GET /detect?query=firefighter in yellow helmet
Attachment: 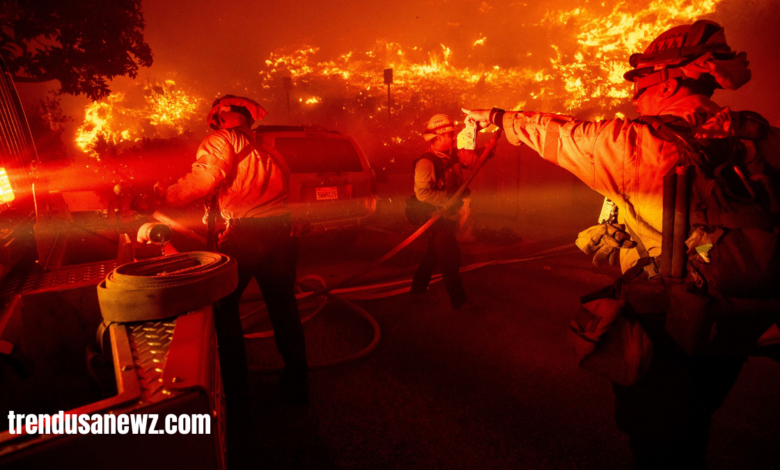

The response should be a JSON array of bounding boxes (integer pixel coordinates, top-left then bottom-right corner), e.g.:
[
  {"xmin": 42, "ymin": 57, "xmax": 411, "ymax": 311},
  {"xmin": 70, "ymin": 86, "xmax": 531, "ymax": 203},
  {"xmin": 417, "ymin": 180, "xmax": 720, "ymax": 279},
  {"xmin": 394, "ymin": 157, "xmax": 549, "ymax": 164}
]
[
  {"xmin": 464, "ymin": 20, "xmax": 778, "ymax": 468},
  {"xmin": 409, "ymin": 114, "xmax": 478, "ymax": 309},
  {"xmin": 155, "ymin": 95, "xmax": 309, "ymax": 406}
]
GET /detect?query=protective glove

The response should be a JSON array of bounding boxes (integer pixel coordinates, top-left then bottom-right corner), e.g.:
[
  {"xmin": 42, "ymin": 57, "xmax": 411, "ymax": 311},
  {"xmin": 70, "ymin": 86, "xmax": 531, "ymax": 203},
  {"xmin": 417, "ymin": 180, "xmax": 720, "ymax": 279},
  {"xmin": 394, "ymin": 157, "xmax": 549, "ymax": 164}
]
[
  {"xmin": 461, "ymin": 108, "xmax": 492, "ymax": 130},
  {"xmin": 457, "ymin": 118, "xmax": 477, "ymax": 150},
  {"xmin": 575, "ymin": 223, "xmax": 638, "ymax": 267}
]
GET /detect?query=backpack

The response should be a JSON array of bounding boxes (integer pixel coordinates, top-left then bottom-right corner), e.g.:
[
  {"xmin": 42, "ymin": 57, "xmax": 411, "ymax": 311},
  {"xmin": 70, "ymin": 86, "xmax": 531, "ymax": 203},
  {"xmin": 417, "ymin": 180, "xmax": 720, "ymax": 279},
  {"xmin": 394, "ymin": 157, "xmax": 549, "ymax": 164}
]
[{"xmin": 640, "ymin": 111, "xmax": 780, "ymax": 355}]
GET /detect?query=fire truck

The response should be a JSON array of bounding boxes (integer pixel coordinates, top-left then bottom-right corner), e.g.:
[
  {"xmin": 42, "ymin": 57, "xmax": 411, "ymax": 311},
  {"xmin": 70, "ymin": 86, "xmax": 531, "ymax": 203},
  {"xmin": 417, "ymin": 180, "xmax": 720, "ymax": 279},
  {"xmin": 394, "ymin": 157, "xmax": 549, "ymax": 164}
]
[{"xmin": 0, "ymin": 58, "xmax": 226, "ymax": 468}]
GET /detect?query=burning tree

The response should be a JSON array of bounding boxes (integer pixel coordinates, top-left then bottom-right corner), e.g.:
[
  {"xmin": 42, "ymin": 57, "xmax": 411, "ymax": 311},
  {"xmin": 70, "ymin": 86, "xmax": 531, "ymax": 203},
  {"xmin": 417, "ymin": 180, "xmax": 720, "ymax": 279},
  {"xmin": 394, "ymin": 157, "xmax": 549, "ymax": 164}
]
[
  {"xmin": 0, "ymin": 0, "xmax": 152, "ymax": 100},
  {"xmin": 76, "ymin": 80, "xmax": 204, "ymax": 158}
]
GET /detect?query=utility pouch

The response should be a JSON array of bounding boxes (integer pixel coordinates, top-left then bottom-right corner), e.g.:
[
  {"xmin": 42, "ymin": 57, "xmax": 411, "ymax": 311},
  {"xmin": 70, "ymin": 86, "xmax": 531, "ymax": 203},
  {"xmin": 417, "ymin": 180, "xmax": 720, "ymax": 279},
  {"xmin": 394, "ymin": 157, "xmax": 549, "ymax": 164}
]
[
  {"xmin": 405, "ymin": 195, "xmax": 437, "ymax": 227},
  {"xmin": 569, "ymin": 283, "xmax": 654, "ymax": 386},
  {"xmin": 666, "ymin": 284, "xmax": 780, "ymax": 356},
  {"xmin": 664, "ymin": 283, "xmax": 716, "ymax": 355}
]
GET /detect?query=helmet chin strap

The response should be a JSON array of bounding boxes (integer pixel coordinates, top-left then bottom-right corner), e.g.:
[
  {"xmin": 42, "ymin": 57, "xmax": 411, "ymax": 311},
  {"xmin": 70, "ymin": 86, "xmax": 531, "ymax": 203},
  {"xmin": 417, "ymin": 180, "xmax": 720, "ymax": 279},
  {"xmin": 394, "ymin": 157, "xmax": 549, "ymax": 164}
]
[{"xmin": 633, "ymin": 68, "xmax": 686, "ymax": 100}]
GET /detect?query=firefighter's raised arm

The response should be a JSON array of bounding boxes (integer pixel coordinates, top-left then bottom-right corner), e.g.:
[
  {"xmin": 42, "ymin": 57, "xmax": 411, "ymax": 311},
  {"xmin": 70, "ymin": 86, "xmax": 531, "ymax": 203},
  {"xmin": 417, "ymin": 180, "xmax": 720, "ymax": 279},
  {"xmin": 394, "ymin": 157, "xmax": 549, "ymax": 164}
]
[{"xmin": 462, "ymin": 107, "xmax": 627, "ymax": 193}]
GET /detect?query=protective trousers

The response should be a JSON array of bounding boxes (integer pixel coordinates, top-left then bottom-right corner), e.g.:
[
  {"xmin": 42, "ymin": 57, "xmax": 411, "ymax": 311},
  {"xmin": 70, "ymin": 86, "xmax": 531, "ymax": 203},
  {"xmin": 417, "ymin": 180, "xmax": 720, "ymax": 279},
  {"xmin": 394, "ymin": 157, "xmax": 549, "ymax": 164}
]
[
  {"xmin": 214, "ymin": 214, "xmax": 308, "ymax": 397},
  {"xmin": 411, "ymin": 219, "xmax": 467, "ymax": 308},
  {"xmin": 611, "ymin": 282, "xmax": 744, "ymax": 470}
]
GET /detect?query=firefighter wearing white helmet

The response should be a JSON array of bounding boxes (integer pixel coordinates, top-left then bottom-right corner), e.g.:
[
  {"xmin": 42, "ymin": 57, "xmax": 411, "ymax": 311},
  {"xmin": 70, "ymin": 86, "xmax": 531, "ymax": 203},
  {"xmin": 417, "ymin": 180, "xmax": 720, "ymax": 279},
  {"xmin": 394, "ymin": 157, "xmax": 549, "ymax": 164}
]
[
  {"xmin": 155, "ymin": 95, "xmax": 309, "ymax": 406},
  {"xmin": 463, "ymin": 20, "xmax": 779, "ymax": 467},
  {"xmin": 409, "ymin": 114, "xmax": 478, "ymax": 309}
]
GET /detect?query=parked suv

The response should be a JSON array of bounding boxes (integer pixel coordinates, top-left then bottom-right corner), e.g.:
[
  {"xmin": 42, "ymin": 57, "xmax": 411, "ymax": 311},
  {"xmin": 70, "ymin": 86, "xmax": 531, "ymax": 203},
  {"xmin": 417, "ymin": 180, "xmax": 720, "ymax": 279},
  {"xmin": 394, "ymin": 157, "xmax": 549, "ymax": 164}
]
[{"xmin": 255, "ymin": 126, "xmax": 376, "ymax": 234}]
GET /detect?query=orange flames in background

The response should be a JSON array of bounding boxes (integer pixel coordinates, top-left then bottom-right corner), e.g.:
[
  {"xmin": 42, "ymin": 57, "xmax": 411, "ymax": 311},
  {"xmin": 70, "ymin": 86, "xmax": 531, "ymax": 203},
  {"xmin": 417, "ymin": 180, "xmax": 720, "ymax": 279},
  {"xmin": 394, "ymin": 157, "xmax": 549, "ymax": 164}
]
[
  {"xmin": 260, "ymin": 0, "xmax": 721, "ymax": 120},
  {"xmin": 76, "ymin": 80, "xmax": 203, "ymax": 158},
  {"xmin": 74, "ymin": 0, "xmax": 723, "ymax": 156},
  {"xmin": 547, "ymin": 0, "xmax": 720, "ymax": 113}
]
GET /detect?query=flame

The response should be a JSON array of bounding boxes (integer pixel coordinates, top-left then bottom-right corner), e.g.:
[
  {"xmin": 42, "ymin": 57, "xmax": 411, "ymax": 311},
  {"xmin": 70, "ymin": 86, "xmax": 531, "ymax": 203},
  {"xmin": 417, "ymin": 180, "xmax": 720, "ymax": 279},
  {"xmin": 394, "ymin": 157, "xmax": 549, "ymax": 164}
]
[
  {"xmin": 76, "ymin": 93, "xmax": 139, "ymax": 157},
  {"xmin": 258, "ymin": 0, "xmax": 725, "ymax": 126},
  {"xmin": 76, "ymin": 80, "xmax": 204, "ymax": 157},
  {"xmin": 545, "ymin": 0, "xmax": 722, "ymax": 110},
  {"xmin": 259, "ymin": 40, "xmax": 545, "ymax": 116},
  {"xmin": 72, "ymin": 0, "xmax": 729, "ymax": 161},
  {"xmin": 145, "ymin": 80, "xmax": 201, "ymax": 130}
]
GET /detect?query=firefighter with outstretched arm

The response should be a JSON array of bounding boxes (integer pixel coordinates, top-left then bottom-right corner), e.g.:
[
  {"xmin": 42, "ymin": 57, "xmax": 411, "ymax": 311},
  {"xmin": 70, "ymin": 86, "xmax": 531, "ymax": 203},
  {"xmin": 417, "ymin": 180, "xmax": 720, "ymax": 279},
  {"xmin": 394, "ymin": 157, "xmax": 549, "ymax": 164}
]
[{"xmin": 463, "ymin": 20, "xmax": 779, "ymax": 468}]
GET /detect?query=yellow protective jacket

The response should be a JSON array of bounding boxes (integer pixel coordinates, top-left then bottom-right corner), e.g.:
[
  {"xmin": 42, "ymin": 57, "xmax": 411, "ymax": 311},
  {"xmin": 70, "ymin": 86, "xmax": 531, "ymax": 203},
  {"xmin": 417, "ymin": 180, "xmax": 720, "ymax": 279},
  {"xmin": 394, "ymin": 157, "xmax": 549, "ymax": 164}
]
[
  {"xmin": 500, "ymin": 94, "xmax": 776, "ymax": 273},
  {"xmin": 166, "ymin": 126, "xmax": 290, "ymax": 220}
]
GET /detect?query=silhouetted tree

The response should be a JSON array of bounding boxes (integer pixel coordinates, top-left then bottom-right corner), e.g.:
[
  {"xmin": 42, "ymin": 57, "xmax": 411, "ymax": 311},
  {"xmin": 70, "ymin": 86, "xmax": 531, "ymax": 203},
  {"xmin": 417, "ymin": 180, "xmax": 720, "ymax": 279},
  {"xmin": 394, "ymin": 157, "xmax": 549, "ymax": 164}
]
[
  {"xmin": 0, "ymin": 0, "xmax": 153, "ymax": 100},
  {"xmin": 27, "ymin": 94, "xmax": 72, "ymax": 163}
]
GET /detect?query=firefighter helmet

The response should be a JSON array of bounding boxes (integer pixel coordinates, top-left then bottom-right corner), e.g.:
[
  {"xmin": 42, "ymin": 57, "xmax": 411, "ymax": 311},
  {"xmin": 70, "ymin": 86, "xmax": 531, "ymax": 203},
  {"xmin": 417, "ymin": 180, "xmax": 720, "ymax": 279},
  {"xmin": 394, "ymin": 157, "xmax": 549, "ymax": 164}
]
[
  {"xmin": 423, "ymin": 114, "xmax": 456, "ymax": 141},
  {"xmin": 623, "ymin": 20, "xmax": 751, "ymax": 99},
  {"xmin": 207, "ymin": 95, "xmax": 268, "ymax": 130}
]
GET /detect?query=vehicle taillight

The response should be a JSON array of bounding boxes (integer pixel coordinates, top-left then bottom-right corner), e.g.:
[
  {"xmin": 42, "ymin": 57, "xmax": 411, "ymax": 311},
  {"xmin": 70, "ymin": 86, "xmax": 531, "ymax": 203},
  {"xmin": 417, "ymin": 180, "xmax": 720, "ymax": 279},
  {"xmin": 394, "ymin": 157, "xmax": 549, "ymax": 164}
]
[{"xmin": 0, "ymin": 167, "xmax": 15, "ymax": 203}]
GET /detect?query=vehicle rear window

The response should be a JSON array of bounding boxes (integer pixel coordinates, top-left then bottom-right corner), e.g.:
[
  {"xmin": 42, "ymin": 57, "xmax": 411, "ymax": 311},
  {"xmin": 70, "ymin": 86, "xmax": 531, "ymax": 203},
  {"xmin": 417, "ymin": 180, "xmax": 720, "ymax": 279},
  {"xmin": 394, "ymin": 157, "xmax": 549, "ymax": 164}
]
[{"xmin": 273, "ymin": 137, "xmax": 364, "ymax": 173}]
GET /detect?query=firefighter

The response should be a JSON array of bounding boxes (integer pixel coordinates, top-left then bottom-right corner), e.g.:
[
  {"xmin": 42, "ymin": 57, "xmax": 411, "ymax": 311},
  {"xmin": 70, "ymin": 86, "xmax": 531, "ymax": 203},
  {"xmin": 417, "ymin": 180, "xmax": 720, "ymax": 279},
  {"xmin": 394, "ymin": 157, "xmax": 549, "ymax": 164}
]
[
  {"xmin": 464, "ymin": 20, "xmax": 773, "ymax": 468},
  {"xmin": 410, "ymin": 114, "xmax": 477, "ymax": 309},
  {"xmin": 155, "ymin": 95, "xmax": 309, "ymax": 406}
]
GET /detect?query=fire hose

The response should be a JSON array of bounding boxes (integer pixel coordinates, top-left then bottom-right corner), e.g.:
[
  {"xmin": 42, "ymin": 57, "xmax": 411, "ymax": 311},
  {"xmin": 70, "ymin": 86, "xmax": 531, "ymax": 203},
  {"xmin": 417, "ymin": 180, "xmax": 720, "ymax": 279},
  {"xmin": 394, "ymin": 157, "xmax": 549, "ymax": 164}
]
[
  {"xmin": 241, "ymin": 129, "xmax": 503, "ymax": 340},
  {"xmin": 304, "ymin": 130, "xmax": 505, "ymax": 301},
  {"xmin": 235, "ymin": 130, "xmax": 504, "ymax": 372},
  {"xmin": 97, "ymin": 252, "xmax": 238, "ymax": 323},
  {"xmin": 242, "ymin": 242, "xmax": 578, "ymax": 373},
  {"xmin": 105, "ymin": 129, "xmax": 578, "ymax": 372}
]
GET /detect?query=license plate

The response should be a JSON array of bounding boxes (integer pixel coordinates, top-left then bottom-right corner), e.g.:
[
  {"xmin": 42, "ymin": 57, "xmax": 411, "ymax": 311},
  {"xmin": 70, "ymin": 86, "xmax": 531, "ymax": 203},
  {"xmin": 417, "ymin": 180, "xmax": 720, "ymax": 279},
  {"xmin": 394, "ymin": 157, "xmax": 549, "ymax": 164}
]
[{"xmin": 315, "ymin": 186, "xmax": 338, "ymax": 200}]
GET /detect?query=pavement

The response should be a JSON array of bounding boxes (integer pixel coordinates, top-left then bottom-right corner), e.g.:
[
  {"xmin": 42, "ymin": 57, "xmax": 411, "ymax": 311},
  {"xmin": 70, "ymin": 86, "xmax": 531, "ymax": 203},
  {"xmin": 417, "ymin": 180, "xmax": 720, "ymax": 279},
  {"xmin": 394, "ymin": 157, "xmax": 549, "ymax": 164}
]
[{"xmin": 231, "ymin": 198, "xmax": 780, "ymax": 470}]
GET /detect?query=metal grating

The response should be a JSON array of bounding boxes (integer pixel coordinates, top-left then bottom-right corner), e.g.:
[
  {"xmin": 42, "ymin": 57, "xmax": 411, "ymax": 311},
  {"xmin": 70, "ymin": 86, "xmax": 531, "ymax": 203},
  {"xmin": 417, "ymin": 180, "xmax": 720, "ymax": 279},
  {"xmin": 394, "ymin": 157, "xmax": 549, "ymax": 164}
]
[
  {"xmin": 0, "ymin": 260, "xmax": 118, "ymax": 297},
  {"xmin": 128, "ymin": 320, "xmax": 178, "ymax": 402},
  {"xmin": 33, "ymin": 261, "xmax": 117, "ymax": 290}
]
